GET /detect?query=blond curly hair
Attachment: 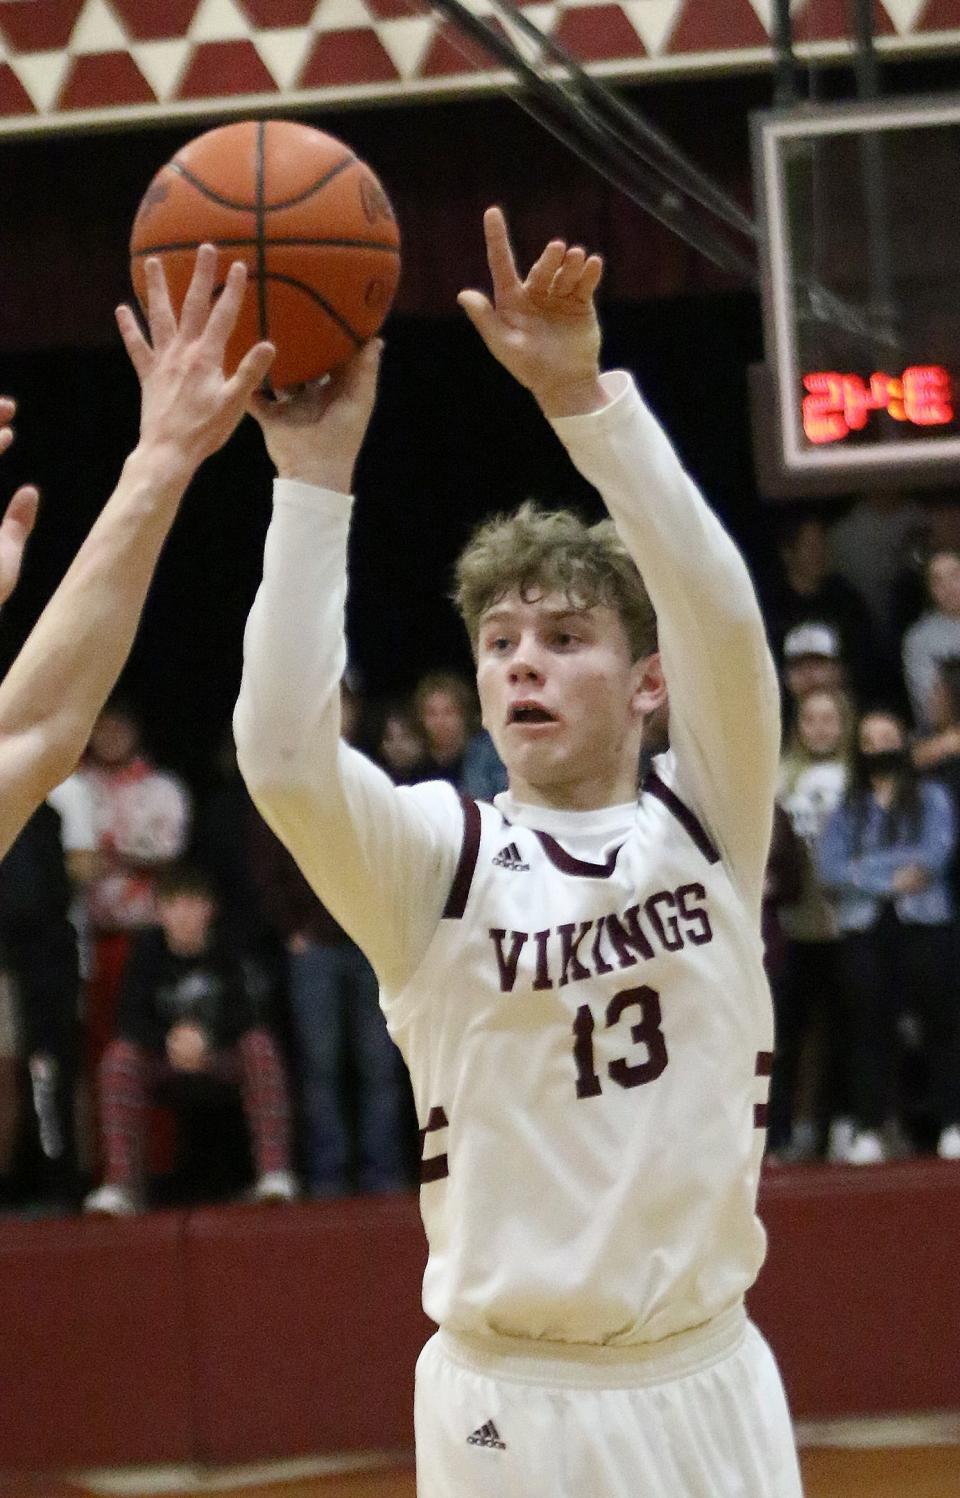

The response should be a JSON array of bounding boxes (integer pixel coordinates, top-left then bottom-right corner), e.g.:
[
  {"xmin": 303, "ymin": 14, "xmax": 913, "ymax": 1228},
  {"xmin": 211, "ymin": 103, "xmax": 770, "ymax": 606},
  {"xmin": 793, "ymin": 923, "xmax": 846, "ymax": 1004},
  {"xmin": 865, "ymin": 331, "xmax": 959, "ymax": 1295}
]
[{"xmin": 453, "ymin": 502, "xmax": 657, "ymax": 661}]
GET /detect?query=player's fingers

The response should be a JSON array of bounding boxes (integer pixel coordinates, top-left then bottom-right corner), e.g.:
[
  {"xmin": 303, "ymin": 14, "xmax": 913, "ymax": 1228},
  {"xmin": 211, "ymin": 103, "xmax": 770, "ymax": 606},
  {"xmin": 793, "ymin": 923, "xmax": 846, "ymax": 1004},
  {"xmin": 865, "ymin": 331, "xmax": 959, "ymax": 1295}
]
[
  {"xmin": 549, "ymin": 246, "xmax": 587, "ymax": 298},
  {"xmin": 204, "ymin": 259, "xmax": 248, "ymax": 355},
  {"xmin": 226, "ymin": 341, "xmax": 276, "ymax": 408},
  {"xmin": 483, "ymin": 206, "xmax": 522, "ymax": 304},
  {"xmin": 0, "ymin": 427, "xmax": 13, "ymax": 457},
  {"xmin": 457, "ymin": 289, "xmax": 499, "ymax": 343},
  {"xmin": 144, "ymin": 256, "xmax": 178, "ymax": 350},
  {"xmin": 334, "ymin": 337, "xmax": 383, "ymax": 399},
  {"xmin": 116, "ymin": 304, "xmax": 154, "ymax": 381},
  {"xmin": 1, "ymin": 485, "xmax": 39, "ymax": 542},
  {"xmin": 246, "ymin": 388, "xmax": 273, "ymax": 422},
  {"xmin": 526, "ymin": 241, "xmax": 566, "ymax": 299},
  {"xmin": 0, "ymin": 397, "xmax": 15, "ymax": 424},
  {"xmin": 574, "ymin": 254, "xmax": 604, "ymax": 302},
  {"xmin": 179, "ymin": 243, "xmax": 219, "ymax": 342}
]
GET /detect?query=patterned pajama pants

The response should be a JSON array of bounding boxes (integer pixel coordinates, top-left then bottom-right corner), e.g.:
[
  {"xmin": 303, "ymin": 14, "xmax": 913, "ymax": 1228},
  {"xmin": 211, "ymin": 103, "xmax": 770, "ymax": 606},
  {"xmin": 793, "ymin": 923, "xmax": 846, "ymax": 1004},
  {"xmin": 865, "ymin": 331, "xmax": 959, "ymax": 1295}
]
[{"xmin": 98, "ymin": 1028, "xmax": 291, "ymax": 1186}]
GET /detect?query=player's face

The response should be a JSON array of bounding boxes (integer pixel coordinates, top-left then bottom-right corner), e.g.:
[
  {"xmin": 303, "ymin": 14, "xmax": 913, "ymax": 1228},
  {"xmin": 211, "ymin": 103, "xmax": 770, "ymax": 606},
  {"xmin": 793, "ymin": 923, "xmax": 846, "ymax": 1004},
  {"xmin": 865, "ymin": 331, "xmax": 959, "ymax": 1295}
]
[{"xmin": 475, "ymin": 589, "xmax": 661, "ymax": 809}]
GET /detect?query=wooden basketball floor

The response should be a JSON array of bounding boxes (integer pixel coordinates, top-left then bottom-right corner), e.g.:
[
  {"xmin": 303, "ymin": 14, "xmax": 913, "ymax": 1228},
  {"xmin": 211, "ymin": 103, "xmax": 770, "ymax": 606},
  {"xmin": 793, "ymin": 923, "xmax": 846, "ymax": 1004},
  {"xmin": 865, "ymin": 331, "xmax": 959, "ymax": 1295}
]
[
  {"xmin": 188, "ymin": 1449, "xmax": 959, "ymax": 1497},
  {"xmin": 3, "ymin": 1445, "xmax": 957, "ymax": 1498},
  {"xmin": 228, "ymin": 1449, "xmax": 958, "ymax": 1498}
]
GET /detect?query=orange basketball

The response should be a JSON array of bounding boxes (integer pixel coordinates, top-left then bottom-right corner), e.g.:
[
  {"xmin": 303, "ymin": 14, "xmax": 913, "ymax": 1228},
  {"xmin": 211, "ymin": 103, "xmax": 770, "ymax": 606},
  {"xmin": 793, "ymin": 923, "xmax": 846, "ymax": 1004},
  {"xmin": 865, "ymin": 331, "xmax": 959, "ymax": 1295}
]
[{"xmin": 130, "ymin": 119, "xmax": 401, "ymax": 389}]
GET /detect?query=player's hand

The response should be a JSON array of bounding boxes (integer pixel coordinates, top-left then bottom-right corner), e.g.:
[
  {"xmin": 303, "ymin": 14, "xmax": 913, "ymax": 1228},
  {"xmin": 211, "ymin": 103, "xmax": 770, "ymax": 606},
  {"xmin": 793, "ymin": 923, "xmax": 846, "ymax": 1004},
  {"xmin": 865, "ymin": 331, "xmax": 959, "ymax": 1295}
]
[
  {"xmin": 247, "ymin": 338, "xmax": 383, "ymax": 495},
  {"xmin": 458, "ymin": 207, "xmax": 607, "ymax": 418},
  {"xmin": 0, "ymin": 398, "xmax": 39, "ymax": 609},
  {"xmin": 165, "ymin": 1021, "xmax": 211, "ymax": 1074},
  {"xmin": 116, "ymin": 245, "xmax": 275, "ymax": 475}
]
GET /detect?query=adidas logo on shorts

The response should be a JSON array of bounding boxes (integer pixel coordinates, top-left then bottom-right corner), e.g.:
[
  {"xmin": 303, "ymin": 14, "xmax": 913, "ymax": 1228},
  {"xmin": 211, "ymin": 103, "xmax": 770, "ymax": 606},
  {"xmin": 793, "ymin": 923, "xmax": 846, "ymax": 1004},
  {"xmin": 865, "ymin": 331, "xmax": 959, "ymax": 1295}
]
[
  {"xmin": 467, "ymin": 1419, "xmax": 507, "ymax": 1450},
  {"xmin": 492, "ymin": 842, "xmax": 529, "ymax": 871}
]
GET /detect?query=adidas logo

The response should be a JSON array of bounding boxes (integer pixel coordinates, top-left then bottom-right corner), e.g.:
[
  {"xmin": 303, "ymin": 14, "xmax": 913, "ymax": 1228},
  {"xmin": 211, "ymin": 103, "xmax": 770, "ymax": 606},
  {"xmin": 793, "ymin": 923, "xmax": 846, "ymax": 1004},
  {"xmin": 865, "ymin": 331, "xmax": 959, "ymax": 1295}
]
[
  {"xmin": 467, "ymin": 1419, "xmax": 507, "ymax": 1450},
  {"xmin": 493, "ymin": 842, "xmax": 529, "ymax": 871}
]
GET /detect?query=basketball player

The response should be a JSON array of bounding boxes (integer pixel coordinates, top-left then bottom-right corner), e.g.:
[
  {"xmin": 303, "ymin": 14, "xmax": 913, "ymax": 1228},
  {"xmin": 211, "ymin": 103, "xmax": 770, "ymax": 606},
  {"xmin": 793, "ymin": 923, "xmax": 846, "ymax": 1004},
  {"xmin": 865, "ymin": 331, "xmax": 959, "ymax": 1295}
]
[
  {"xmin": 234, "ymin": 207, "xmax": 803, "ymax": 1496},
  {"xmin": 0, "ymin": 247, "xmax": 273, "ymax": 858}
]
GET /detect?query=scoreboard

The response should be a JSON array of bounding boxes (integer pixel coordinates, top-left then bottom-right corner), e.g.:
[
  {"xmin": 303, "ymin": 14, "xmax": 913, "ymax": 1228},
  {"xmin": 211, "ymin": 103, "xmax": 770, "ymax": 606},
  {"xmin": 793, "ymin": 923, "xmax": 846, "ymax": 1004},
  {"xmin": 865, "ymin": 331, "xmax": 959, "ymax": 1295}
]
[{"xmin": 750, "ymin": 95, "xmax": 960, "ymax": 497}]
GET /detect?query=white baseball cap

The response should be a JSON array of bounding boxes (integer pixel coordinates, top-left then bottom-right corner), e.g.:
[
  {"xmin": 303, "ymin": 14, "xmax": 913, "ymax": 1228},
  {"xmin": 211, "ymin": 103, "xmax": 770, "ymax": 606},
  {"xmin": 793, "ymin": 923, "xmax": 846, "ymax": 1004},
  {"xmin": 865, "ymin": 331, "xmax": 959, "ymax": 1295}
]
[{"xmin": 783, "ymin": 622, "xmax": 841, "ymax": 661}]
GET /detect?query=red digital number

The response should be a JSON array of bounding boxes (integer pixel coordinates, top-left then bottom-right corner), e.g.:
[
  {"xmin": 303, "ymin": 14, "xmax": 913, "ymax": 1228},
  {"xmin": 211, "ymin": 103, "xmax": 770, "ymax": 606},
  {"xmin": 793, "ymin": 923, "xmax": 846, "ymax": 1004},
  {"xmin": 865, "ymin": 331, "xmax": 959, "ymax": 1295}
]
[{"xmin": 802, "ymin": 365, "xmax": 954, "ymax": 443}]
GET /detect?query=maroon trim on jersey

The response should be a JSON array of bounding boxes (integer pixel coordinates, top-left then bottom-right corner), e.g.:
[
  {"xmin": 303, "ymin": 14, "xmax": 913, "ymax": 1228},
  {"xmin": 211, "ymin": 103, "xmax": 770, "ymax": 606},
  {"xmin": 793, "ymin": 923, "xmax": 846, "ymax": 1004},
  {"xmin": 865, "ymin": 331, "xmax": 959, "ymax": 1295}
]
[
  {"xmin": 533, "ymin": 830, "xmax": 624, "ymax": 879},
  {"xmin": 419, "ymin": 1105, "xmax": 448, "ymax": 1141},
  {"xmin": 419, "ymin": 1105, "xmax": 449, "ymax": 1185},
  {"xmin": 755, "ymin": 1050, "xmax": 774, "ymax": 1078},
  {"xmin": 644, "ymin": 772, "xmax": 720, "ymax": 866},
  {"xmin": 754, "ymin": 1102, "xmax": 769, "ymax": 1129},
  {"xmin": 443, "ymin": 798, "xmax": 483, "ymax": 919}
]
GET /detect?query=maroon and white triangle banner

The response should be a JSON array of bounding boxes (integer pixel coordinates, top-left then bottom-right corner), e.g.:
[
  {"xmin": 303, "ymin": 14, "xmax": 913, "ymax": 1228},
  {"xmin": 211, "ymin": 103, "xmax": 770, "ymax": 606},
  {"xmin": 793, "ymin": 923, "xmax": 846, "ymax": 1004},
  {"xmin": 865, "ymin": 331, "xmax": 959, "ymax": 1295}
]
[{"xmin": 0, "ymin": 0, "xmax": 957, "ymax": 133}]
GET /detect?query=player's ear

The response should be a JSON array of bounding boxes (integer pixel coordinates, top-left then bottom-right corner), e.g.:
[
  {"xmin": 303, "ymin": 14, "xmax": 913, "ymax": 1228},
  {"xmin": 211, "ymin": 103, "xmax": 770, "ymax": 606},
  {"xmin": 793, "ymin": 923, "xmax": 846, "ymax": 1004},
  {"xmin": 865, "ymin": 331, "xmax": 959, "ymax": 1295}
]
[{"xmin": 632, "ymin": 651, "xmax": 666, "ymax": 719}]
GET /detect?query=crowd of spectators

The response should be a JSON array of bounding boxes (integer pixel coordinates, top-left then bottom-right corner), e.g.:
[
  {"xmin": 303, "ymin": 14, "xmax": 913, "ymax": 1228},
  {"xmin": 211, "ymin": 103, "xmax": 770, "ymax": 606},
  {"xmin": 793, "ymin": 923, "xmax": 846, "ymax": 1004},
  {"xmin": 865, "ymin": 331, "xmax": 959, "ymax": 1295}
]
[
  {"xmin": 0, "ymin": 490, "xmax": 958, "ymax": 1216},
  {"xmin": 761, "ymin": 494, "xmax": 960, "ymax": 1167},
  {"xmin": 0, "ymin": 671, "xmax": 506, "ymax": 1215}
]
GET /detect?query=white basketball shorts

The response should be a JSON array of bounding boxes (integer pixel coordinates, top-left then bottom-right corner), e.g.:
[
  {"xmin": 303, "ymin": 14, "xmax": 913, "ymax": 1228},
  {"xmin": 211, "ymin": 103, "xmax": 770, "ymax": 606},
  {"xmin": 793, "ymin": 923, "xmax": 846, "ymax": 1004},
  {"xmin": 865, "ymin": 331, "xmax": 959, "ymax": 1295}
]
[{"xmin": 414, "ymin": 1304, "xmax": 804, "ymax": 1498}]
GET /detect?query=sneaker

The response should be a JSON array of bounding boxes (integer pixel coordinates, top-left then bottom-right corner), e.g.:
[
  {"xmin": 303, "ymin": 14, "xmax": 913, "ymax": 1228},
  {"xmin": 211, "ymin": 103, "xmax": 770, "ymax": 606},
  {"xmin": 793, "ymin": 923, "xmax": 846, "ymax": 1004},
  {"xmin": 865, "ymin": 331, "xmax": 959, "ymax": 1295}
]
[
  {"xmin": 844, "ymin": 1130, "xmax": 886, "ymax": 1165},
  {"xmin": 937, "ymin": 1125, "xmax": 960, "ymax": 1161},
  {"xmin": 83, "ymin": 1183, "xmax": 141, "ymax": 1216},
  {"xmin": 249, "ymin": 1169, "xmax": 298, "ymax": 1204}
]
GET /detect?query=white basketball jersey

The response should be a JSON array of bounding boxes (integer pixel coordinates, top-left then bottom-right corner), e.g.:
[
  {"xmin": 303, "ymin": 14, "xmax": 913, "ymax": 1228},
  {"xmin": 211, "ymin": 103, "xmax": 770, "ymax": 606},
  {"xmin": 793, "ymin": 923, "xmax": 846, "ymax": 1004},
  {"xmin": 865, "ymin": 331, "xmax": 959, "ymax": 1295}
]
[{"xmin": 383, "ymin": 756, "xmax": 773, "ymax": 1347}]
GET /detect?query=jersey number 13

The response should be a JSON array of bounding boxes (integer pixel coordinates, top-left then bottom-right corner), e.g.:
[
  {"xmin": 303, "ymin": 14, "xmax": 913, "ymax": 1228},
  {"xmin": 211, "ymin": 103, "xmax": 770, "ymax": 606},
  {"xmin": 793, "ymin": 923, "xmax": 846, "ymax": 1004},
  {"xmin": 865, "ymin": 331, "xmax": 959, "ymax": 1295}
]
[{"xmin": 572, "ymin": 984, "xmax": 668, "ymax": 1099}]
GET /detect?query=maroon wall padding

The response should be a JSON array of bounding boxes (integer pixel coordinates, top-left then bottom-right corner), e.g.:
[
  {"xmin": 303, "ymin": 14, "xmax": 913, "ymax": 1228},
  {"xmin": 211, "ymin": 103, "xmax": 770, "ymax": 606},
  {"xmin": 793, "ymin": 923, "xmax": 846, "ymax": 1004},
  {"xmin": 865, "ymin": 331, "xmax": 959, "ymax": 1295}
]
[
  {"xmin": 0, "ymin": 1212, "xmax": 191, "ymax": 1470},
  {"xmin": 2, "ymin": 1164, "xmax": 960, "ymax": 1472},
  {"xmin": 751, "ymin": 1160, "xmax": 960, "ymax": 1419},
  {"xmin": 184, "ymin": 1194, "xmax": 433, "ymax": 1463}
]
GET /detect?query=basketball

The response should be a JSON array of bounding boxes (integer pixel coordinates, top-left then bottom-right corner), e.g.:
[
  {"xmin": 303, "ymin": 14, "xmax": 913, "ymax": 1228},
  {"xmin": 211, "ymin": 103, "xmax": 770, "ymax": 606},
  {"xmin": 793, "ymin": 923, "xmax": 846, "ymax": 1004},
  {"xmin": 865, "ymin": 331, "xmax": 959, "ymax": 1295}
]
[{"xmin": 130, "ymin": 119, "xmax": 401, "ymax": 389}]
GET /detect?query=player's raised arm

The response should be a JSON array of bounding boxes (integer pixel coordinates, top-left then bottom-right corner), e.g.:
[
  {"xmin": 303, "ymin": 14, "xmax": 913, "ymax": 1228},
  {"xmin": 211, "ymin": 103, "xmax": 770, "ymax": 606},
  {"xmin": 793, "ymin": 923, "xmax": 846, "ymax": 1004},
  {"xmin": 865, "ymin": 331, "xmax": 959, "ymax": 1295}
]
[
  {"xmin": 234, "ymin": 348, "xmax": 462, "ymax": 991},
  {"xmin": 459, "ymin": 207, "xmax": 780, "ymax": 909},
  {"xmin": 0, "ymin": 247, "xmax": 274, "ymax": 859}
]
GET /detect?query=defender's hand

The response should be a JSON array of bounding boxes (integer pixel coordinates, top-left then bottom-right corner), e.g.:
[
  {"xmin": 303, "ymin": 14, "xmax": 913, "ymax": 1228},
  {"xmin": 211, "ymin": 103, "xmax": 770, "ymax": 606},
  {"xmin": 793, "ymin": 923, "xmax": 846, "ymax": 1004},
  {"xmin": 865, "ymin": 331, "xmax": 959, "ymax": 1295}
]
[
  {"xmin": 458, "ymin": 207, "xmax": 607, "ymax": 418},
  {"xmin": 247, "ymin": 338, "xmax": 383, "ymax": 495},
  {"xmin": 116, "ymin": 245, "xmax": 275, "ymax": 477},
  {"xmin": 0, "ymin": 398, "xmax": 39, "ymax": 609}
]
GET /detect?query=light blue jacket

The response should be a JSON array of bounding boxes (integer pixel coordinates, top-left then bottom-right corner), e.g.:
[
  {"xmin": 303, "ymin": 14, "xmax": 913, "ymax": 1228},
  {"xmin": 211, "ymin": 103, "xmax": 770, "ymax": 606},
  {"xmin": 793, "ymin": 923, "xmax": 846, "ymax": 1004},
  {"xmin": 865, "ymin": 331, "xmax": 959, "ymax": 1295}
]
[{"xmin": 817, "ymin": 781, "xmax": 956, "ymax": 932}]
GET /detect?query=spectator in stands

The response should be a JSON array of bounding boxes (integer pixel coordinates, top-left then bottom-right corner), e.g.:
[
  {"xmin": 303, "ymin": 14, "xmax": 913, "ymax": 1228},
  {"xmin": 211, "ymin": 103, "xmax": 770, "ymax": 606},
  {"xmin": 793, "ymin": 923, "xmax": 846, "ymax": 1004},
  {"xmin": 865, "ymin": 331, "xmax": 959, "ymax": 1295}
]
[
  {"xmin": 828, "ymin": 489, "xmax": 927, "ymax": 660},
  {"xmin": 774, "ymin": 688, "xmax": 853, "ymax": 1162},
  {"xmin": 902, "ymin": 549, "xmax": 960, "ymax": 730},
  {"xmin": 765, "ymin": 515, "xmax": 879, "ymax": 702},
  {"xmin": 250, "ymin": 814, "xmax": 410, "ymax": 1196},
  {"xmin": 47, "ymin": 771, "xmax": 98, "ymax": 979},
  {"xmin": 818, "ymin": 708, "xmax": 960, "ymax": 1163},
  {"xmin": 912, "ymin": 657, "xmax": 960, "ymax": 908},
  {"xmin": 251, "ymin": 681, "xmax": 410, "ymax": 1196},
  {"xmin": 0, "ymin": 804, "xmax": 82, "ymax": 1209},
  {"xmin": 190, "ymin": 732, "xmax": 275, "ymax": 958},
  {"xmin": 780, "ymin": 622, "xmax": 848, "ymax": 732},
  {"xmin": 79, "ymin": 699, "xmax": 191, "ymax": 1083},
  {"xmin": 413, "ymin": 670, "xmax": 508, "ymax": 800},
  {"xmin": 761, "ymin": 801, "xmax": 805, "ymax": 1038},
  {"xmin": 84, "ymin": 866, "xmax": 296, "ymax": 1215},
  {"xmin": 375, "ymin": 702, "xmax": 430, "ymax": 785}
]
